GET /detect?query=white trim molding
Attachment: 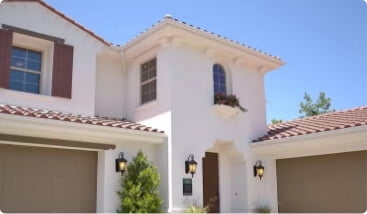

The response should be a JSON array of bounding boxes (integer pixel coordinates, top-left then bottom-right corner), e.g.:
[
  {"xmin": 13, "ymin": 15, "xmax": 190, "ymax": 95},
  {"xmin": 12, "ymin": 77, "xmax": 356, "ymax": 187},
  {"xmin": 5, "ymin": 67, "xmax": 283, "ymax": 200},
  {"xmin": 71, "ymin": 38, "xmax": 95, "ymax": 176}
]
[{"xmin": 251, "ymin": 125, "xmax": 367, "ymax": 159}]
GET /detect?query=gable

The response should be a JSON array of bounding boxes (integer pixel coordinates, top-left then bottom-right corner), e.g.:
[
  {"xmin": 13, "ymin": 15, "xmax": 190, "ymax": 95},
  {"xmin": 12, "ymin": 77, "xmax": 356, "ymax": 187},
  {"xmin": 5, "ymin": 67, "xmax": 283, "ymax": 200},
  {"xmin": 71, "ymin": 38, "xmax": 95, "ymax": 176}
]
[{"xmin": 0, "ymin": 0, "xmax": 109, "ymax": 48}]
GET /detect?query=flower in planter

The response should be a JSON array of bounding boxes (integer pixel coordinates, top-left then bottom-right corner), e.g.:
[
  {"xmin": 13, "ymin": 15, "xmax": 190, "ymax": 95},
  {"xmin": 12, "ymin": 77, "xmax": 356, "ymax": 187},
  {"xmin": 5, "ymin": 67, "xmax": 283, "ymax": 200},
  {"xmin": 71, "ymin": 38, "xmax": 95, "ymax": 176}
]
[{"xmin": 214, "ymin": 93, "xmax": 248, "ymax": 112}]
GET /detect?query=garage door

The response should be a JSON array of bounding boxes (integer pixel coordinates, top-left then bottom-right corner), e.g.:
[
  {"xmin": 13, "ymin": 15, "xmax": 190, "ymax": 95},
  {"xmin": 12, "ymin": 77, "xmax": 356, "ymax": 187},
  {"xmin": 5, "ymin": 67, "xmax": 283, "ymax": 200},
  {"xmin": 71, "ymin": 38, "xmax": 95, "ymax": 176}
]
[
  {"xmin": 0, "ymin": 144, "xmax": 97, "ymax": 213},
  {"xmin": 276, "ymin": 151, "xmax": 367, "ymax": 213}
]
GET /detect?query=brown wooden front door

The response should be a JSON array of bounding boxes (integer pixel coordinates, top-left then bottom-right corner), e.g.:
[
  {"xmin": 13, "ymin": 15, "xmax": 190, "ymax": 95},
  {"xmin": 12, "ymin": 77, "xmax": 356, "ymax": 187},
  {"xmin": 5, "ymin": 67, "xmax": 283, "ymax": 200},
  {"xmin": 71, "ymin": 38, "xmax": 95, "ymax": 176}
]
[{"xmin": 202, "ymin": 152, "xmax": 220, "ymax": 213}]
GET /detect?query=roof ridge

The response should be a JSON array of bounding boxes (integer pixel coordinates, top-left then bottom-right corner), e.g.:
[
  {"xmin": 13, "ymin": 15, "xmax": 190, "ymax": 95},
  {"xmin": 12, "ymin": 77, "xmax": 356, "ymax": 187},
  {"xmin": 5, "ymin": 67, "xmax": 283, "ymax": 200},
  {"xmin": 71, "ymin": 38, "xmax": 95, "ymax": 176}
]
[
  {"xmin": 122, "ymin": 15, "xmax": 283, "ymax": 61},
  {"xmin": 2, "ymin": 0, "xmax": 111, "ymax": 46}
]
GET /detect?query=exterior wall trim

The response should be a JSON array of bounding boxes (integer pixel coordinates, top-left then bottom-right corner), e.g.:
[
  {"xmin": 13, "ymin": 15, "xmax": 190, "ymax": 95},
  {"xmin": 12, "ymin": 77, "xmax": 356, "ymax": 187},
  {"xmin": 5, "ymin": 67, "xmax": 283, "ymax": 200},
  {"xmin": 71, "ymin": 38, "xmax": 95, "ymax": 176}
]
[
  {"xmin": 0, "ymin": 133, "xmax": 115, "ymax": 150},
  {"xmin": 0, "ymin": 114, "xmax": 167, "ymax": 145},
  {"xmin": 251, "ymin": 125, "xmax": 367, "ymax": 158}
]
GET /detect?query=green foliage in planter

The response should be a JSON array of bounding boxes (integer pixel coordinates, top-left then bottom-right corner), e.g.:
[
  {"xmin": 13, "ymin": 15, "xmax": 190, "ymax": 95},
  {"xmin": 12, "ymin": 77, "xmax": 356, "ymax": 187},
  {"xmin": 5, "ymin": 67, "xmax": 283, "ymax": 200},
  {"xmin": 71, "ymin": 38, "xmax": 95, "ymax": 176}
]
[
  {"xmin": 253, "ymin": 204, "xmax": 271, "ymax": 213},
  {"xmin": 183, "ymin": 205, "xmax": 209, "ymax": 213},
  {"xmin": 214, "ymin": 93, "xmax": 247, "ymax": 112},
  {"xmin": 117, "ymin": 150, "xmax": 162, "ymax": 213}
]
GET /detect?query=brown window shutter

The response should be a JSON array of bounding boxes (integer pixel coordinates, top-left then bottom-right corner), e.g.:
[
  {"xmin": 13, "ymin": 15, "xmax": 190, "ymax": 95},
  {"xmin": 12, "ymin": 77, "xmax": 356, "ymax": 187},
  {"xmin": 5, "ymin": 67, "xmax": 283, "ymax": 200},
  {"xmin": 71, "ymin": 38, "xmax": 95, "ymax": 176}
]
[
  {"xmin": 0, "ymin": 29, "xmax": 13, "ymax": 89},
  {"xmin": 52, "ymin": 42, "xmax": 73, "ymax": 98}
]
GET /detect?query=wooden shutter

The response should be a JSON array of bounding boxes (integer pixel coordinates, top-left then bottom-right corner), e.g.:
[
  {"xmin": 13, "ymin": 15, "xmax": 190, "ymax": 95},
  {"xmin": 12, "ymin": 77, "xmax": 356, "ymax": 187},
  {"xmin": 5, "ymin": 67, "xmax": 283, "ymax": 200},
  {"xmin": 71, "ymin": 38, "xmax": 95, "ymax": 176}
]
[
  {"xmin": 0, "ymin": 29, "xmax": 13, "ymax": 89},
  {"xmin": 52, "ymin": 42, "xmax": 73, "ymax": 98}
]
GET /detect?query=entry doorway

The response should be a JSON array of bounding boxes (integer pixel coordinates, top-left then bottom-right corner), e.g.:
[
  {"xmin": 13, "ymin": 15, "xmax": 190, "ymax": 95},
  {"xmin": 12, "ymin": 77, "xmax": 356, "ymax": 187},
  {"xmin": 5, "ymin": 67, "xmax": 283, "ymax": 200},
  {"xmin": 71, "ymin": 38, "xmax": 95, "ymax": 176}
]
[{"xmin": 202, "ymin": 152, "xmax": 220, "ymax": 213}]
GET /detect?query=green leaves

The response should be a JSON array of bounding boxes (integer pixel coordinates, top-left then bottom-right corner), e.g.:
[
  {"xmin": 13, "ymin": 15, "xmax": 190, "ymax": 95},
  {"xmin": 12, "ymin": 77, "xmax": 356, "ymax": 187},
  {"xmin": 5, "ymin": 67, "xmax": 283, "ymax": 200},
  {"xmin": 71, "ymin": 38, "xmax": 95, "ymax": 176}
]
[
  {"xmin": 117, "ymin": 150, "xmax": 163, "ymax": 213},
  {"xmin": 299, "ymin": 91, "xmax": 334, "ymax": 117}
]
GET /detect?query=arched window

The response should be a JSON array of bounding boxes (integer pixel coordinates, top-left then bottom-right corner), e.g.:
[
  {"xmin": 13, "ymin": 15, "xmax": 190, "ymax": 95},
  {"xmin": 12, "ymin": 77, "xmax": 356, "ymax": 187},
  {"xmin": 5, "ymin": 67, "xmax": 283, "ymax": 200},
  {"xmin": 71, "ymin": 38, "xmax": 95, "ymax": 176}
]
[{"xmin": 213, "ymin": 63, "xmax": 226, "ymax": 95}]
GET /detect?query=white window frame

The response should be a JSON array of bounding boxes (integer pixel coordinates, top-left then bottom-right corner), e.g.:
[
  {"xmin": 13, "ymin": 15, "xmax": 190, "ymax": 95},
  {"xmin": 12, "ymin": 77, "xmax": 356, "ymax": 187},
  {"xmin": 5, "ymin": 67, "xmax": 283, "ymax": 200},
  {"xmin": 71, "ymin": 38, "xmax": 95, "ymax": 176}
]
[
  {"xmin": 140, "ymin": 58, "xmax": 157, "ymax": 105},
  {"xmin": 11, "ymin": 32, "xmax": 54, "ymax": 96}
]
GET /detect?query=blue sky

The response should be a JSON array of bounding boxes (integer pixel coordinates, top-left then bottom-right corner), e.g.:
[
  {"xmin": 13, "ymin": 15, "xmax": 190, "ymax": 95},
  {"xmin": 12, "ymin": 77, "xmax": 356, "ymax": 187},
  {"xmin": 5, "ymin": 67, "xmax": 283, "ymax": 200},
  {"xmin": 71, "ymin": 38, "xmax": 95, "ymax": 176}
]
[{"xmin": 46, "ymin": 0, "xmax": 367, "ymax": 122}]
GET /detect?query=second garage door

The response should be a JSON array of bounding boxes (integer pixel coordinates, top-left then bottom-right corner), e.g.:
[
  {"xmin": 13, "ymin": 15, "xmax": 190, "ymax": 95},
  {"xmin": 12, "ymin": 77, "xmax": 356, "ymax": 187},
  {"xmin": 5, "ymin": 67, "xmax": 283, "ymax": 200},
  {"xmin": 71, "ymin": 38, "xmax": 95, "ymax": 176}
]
[
  {"xmin": 276, "ymin": 151, "xmax": 367, "ymax": 213},
  {"xmin": 0, "ymin": 144, "xmax": 97, "ymax": 213}
]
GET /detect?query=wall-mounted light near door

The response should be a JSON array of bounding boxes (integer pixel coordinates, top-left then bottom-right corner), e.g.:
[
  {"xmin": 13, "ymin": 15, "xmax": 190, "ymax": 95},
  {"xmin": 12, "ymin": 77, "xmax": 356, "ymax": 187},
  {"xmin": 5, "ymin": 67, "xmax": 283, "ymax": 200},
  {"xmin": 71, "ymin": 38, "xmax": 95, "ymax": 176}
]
[
  {"xmin": 185, "ymin": 154, "xmax": 198, "ymax": 178},
  {"xmin": 253, "ymin": 160, "xmax": 264, "ymax": 180},
  {"xmin": 116, "ymin": 152, "xmax": 128, "ymax": 175}
]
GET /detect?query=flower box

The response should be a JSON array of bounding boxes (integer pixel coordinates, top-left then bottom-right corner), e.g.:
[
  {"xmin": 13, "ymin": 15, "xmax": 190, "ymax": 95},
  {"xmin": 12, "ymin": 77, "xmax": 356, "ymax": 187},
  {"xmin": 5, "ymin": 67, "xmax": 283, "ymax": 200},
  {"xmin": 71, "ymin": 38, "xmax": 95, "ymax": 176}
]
[
  {"xmin": 213, "ymin": 104, "xmax": 242, "ymax": 119},
  {"xmin": 213, "ymin": 93, "xmax": 247, "ymax": 119}
]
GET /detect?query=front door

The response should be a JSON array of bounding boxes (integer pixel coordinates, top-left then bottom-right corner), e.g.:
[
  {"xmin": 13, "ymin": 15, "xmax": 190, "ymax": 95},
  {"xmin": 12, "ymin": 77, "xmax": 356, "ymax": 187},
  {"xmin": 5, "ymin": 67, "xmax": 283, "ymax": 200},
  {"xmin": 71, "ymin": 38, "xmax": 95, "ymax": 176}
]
[{"xmin": 202, "ymin": 152, "xmax": 220, "ymax": 213}]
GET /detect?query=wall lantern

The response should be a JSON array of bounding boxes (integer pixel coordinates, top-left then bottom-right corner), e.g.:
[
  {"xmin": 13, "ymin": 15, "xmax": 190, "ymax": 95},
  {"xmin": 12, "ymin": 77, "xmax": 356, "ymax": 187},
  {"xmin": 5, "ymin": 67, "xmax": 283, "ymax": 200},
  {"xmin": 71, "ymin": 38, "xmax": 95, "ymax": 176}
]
[
  {"xmin": 116, "ymin": 152, "xmax": 128, "ymax": 175},
  {"xmin": 253, "ymin": 160, "xmax": 264, "ymax": 180},
  {"xmin": 185, "ymin": 154, "xmax": 198, "ymax": 178}
]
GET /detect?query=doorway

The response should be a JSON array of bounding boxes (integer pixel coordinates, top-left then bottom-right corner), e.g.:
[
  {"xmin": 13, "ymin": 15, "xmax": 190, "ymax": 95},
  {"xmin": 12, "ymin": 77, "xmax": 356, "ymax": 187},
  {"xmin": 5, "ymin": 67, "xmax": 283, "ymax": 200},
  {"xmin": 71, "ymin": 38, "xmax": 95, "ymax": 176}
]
[{"xmin": 202, "ymin": 152, "xmax": 220, "ymax": 213}]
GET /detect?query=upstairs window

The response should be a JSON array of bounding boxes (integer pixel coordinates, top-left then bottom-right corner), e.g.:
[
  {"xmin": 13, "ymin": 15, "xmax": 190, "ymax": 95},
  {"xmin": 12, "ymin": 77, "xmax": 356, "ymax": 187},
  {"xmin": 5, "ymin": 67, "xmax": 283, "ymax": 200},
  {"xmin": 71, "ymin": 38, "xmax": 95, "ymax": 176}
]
[
  {"xmin": 140, "ymin": 58, "xmax": 157, "ymax": 104},
  {"xmin": 213, "ymin": 63, "xmax": 226, "ymax": 95},
  {"xmin": 10, "ymin": 47, "xmax": 42, "ymax": 94}
]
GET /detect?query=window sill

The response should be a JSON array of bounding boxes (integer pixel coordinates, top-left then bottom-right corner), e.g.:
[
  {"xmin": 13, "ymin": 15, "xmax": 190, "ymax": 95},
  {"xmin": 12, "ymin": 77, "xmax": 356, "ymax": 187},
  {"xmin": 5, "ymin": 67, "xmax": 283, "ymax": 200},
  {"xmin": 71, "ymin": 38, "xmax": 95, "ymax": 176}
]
[
  {"xmin": 213, "ymin": 104, "xmax": 241, "ymax": 120},
  {"xmin": 1, "ymin": 88, "xmax": 56, "ymax": 102},
  {"xmin": 134, "ymin": 100, "xmax": 159, "ymax": 113}
]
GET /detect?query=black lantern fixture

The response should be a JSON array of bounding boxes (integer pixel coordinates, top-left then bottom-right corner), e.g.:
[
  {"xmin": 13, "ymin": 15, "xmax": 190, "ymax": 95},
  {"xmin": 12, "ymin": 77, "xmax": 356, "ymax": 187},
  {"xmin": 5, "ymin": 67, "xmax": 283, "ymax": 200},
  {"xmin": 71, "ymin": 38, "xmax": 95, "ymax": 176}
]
[
  {"xmin": 116, "ymin": 152, "xmax": 128, "ymax": 175},
  {"xmin": 185, "ymin": 154, "xmax": 198, "ymax": 178},
  {"xmin": 253, "ymin": 160, "xmax": 265, "ymax": 180}
]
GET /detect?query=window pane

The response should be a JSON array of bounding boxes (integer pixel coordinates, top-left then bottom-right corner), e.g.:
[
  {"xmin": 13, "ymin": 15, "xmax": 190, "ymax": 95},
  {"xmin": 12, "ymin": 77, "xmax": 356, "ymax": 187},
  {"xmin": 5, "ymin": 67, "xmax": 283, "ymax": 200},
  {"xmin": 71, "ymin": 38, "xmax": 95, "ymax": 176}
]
[
  {"xmin": 27, "ymin": 50, "xmax": 42, "ymax": 62},
  {"xmin": 9, "ymin": 81, "xmax": 24, "ymax": 91},
  {"xmin": 25, "ymin": 73, "xmax": 40, "ymax": 84},
  {"xmin": 10, "ymin": 70, "xmax": 25, "ymax": 82},
  {"xmin": 26, "ymin": 61, "xmax": 41, "ymax": 71},
  {"xmin": 25, "ymin": 83, "xmax": 39, "ymax": 94},
  {"xmin": 12, "ymin": 47, "xmax": 26, "ymax": 58},
  {"xmin": 11, "ymin": 57, "xmax": 26, "ymax": 68}
]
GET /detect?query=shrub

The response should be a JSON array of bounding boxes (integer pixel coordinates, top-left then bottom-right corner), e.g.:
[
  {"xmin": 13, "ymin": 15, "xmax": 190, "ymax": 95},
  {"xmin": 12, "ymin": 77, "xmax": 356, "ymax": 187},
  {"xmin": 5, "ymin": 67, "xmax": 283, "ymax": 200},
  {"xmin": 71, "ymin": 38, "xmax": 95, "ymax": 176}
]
[
  {"xmin": 254, "ymin": 204, "xmax": 271, "ymax": 213},
  {"xmin": 117, "ymin": 150, "xmax": 162, "ymax": 213}
]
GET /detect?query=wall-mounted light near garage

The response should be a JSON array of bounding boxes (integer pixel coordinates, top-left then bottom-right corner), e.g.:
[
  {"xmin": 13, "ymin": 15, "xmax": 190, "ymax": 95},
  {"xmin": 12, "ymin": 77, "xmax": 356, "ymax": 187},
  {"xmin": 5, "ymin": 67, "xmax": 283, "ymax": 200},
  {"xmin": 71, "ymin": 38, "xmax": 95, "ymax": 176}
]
[
  {"xmin": 253, "ymin": 160, "xmax": 264, "ymax": 180},
  {"xmin": 185, "ymin": 154, "xmax": 198, "ymax": 178},
  {"xmin": 116, "ymin": 152, "xmax": 128, "ymax": 175}
]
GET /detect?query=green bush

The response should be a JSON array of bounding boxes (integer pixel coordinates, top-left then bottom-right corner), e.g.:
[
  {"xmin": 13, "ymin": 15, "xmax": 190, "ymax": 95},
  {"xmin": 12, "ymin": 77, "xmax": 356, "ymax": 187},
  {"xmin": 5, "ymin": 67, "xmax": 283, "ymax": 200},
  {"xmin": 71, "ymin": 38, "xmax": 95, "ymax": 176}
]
[
  {"xmin": 184, "ymin": 205, "xmax": 208, "ymax": 213},
  {"xmin": 253, "ymin": 204, "xmax": 271, "ymax": 213},
  {"xmin": 117, "ymin": 150, "xmax": 163, "ymax": 213}
]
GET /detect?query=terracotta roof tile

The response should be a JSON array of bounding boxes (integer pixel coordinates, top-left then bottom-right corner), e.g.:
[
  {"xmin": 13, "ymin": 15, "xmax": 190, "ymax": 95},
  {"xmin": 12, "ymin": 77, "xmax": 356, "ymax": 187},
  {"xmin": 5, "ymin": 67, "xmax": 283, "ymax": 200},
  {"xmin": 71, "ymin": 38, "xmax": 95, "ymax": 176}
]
[
  {"xmin": 0, "ymin": 104, "xmax": 164, "ymax": 134},
  {"xmin": 2, "ymin": 0, "xmax": 111, "ymax": 46},
  {"xmin": 253, "ymin": 106, "xmax": 367, "ymax": 143}
]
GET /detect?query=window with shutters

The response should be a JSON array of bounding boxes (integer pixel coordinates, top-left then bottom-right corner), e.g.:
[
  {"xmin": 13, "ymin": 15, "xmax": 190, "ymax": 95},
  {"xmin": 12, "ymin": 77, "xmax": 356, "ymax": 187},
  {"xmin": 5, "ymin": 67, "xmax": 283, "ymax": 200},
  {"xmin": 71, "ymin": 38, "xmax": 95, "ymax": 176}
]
[
  {"xmin": 140, "ymin": 58, "xmax": 157, "ymax": 104},
  {"xmin": 0, "ymin": 29, "xmax": 73, "ymax": 99}
]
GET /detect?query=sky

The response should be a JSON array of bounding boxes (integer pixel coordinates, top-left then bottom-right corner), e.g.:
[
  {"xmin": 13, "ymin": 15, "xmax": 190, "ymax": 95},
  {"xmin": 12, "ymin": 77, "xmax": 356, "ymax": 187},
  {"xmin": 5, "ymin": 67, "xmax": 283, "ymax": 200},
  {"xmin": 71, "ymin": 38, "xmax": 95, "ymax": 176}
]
[{"xmin": 46, "ymin": 0, "xmax": 367, "ymax": 123}]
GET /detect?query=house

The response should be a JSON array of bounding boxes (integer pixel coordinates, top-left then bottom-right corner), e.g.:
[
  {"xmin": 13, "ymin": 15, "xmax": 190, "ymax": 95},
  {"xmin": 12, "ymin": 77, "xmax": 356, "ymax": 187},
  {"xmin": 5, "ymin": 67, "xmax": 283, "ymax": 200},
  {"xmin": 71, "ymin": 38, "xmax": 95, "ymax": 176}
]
[{"xmin": 0, "ymin": 0, "xmax": 365, "ymax": 213}]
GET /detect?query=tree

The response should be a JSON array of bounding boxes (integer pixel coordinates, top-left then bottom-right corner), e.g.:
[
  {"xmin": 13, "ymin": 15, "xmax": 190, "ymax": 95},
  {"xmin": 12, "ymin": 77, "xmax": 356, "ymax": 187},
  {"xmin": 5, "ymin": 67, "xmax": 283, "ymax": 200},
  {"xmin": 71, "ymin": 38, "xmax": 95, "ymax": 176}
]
[
  {"xmin": 299, "ymin": 91, "xmax": 334, "ymax": 117},
  {"xmin": 117, "ymin": 150, "xmax": 162, "ymax": 213},
  {"xmin": 271, "ymin": 119, "xmax": 283, "ymax": 124}
]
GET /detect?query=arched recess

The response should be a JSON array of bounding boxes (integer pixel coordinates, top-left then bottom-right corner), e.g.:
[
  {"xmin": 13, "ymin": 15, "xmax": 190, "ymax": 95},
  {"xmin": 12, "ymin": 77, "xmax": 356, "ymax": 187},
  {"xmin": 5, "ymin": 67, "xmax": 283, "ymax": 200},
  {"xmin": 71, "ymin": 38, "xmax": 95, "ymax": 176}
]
[{"xmin": 203, "ymin": 141, "xmax": 248, "ymax": 213}]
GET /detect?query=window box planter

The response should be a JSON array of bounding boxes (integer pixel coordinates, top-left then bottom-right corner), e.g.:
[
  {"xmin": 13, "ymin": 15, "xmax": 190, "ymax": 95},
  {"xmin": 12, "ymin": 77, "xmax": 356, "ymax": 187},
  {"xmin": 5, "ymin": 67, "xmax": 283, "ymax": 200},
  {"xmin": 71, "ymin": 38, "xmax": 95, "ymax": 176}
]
[
  {"xmin": 213, "ymin": 93, "xmax": 247, "ymax": 119},
  {"xmin": 213, "ymin": 104, "xmax": 242, "ymax": 119}
]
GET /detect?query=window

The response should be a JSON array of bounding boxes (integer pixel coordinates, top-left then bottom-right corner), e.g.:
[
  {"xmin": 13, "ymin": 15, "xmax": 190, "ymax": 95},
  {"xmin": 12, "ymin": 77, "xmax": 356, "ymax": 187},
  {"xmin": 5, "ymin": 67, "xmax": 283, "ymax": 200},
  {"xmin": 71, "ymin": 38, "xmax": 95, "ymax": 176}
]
[
  {"xmin": 9, "ymin": 47, "xmax": 42, "ymax": 94},
  {"xmin": 140, "ymin": 58, "xmax": 157, "ymax": 104},
  {"xmin": 213, "ymin": 63, "xmax": 226, "ymax": 95}
]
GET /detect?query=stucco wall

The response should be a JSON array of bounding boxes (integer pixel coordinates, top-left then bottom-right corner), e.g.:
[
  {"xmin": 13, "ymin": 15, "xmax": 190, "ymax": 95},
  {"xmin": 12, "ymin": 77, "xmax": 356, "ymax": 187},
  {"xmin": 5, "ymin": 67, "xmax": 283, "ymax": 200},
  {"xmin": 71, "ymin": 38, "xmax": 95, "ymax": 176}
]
[
  {"xmin": 95, "ymin": 52, "xmax": 124, "ymax": 118},
  {"xmin": 124, "ymin": 42, "xmax": 269, "ymax": 211},
  {"xmin": 0, "ymin": 2, "xmax": 104, "ymax": 116}
]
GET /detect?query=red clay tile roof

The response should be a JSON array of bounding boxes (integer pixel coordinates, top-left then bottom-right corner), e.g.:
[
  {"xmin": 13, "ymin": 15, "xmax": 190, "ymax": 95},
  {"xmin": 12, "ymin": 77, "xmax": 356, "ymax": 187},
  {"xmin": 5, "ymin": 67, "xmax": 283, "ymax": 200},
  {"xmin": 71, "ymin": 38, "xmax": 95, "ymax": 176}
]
[
  {"xmin": 0, "ymin": 104, "xmax": 164, "ymax": 134},
  {"xmin": 2, "ymin": 0, "xmax": 111, "ymax": 46},
  {"xmin": 253, "ymin": 106, "xmax": 367, "ymax": 142}
]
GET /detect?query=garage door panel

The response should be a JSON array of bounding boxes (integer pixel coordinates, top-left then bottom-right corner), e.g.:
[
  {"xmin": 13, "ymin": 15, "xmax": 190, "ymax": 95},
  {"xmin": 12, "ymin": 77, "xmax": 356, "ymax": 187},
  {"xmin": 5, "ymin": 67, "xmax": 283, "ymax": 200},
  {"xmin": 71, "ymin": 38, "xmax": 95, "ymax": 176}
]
[
  {"xmin": 52, "ymin": 178, "xmax": 96, "ymax": 213},
  {"xmin": 0, "ymin": 144, "xmax": 97, "ymax": 213},
  {"xmin": 4, "ymin": 176, "xmax": 52, "ymax": 212},
  {"xmin": 277, "ymin": 151, "xmax": 367, "ymax": 213}
]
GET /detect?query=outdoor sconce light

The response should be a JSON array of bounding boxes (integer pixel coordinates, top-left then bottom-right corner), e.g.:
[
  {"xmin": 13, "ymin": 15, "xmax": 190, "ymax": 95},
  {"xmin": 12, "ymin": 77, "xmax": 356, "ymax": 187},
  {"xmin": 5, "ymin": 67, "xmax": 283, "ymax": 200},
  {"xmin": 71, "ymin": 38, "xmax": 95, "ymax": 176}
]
[
  {"xmin": 253, "ymin": 160, "xmax": 265, "ymax": 180},
  {"xmin": 185, "ymin": 154, "xmax": 198, "ymax": 178},
  {"xmin": 116, "ymin": 152, "xmax": 128, "ymax": 175}
]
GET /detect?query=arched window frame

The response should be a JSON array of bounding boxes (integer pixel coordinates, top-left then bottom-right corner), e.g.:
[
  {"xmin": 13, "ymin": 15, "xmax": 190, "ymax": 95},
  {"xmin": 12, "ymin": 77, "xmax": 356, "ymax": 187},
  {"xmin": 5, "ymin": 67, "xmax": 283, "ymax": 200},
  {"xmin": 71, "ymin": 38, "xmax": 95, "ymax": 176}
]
[{"xmin": 213, "ymin": 63, "xmax": 228, "ymax": 95}]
